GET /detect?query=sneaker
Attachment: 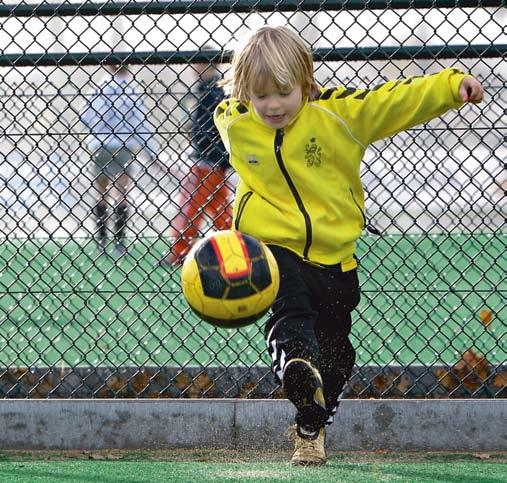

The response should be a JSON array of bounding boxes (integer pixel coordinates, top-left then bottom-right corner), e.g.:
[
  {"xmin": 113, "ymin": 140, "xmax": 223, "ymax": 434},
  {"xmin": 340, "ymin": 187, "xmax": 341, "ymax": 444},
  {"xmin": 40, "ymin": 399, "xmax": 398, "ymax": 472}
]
[
  {"xmin": 289, "ymin": 425, "xmax": 326, "ymax": 466},
  {"xmin": 283, "ymin": 359, "xmax": 327, "ymax": 425}
]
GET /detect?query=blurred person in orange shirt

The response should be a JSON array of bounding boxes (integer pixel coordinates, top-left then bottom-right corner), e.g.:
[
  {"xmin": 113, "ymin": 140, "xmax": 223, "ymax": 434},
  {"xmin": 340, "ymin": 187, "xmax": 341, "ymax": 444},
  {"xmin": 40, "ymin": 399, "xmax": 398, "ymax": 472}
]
[{"xmin": 161, "ymin": 49, "xmax": 232, "ymax": 266}]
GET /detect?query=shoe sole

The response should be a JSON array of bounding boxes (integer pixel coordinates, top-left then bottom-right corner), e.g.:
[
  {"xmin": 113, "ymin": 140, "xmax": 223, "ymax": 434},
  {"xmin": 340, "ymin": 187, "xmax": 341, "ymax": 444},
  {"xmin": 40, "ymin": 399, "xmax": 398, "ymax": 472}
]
[
  {"xmin": 283, "ymin": 359, "xmax": 325, "ymax": 412},
  {"xmin": 291, "ymin": 459, "xmax": 326, "ymax": 467}
]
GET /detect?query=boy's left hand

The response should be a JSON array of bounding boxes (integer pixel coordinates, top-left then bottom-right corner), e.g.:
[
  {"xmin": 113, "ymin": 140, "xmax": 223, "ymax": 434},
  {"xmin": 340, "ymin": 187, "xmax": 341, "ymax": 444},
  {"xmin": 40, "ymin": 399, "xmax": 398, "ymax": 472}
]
[{"xmin": 459, "ymin": 77, "xmax": 484, "ymax": 103}]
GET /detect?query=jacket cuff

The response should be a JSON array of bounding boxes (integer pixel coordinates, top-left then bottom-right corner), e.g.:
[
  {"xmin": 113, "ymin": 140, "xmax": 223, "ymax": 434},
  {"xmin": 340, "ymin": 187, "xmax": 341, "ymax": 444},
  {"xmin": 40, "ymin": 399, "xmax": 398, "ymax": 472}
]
[{"xmin": 449, "ymin": 71, "xmax": 469, "ymax": 104}]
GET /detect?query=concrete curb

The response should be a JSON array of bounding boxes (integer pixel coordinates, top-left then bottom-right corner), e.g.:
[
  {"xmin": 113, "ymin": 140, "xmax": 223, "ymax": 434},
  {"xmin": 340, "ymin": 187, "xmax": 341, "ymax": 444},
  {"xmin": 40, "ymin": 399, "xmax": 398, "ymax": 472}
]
[{"xmin": 1, "ymin": 399, "xmax": 505, "ymax": 451}]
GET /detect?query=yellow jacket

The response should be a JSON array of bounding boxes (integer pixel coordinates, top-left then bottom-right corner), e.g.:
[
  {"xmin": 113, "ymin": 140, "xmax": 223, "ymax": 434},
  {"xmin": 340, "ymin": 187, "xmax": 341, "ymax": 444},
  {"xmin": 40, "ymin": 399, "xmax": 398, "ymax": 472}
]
[{"xmin": 214, "ymin": 68, "xmax": 467, "ymax": 266}]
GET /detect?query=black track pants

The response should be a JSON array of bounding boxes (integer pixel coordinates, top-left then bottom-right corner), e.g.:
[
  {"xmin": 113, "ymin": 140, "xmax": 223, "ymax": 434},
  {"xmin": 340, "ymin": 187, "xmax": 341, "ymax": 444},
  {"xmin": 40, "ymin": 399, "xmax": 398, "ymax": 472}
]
[{"xmin": 265, "ymin": 245, "xmax": 360, "ymax": 420}]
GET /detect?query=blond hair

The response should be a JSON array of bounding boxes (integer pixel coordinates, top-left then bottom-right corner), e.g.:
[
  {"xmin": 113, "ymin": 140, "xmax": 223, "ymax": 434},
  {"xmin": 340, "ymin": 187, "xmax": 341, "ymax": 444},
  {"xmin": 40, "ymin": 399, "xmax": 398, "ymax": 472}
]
[{"xmin": 223, "ymin": 26, "xmax": 319, "ymax": 102}]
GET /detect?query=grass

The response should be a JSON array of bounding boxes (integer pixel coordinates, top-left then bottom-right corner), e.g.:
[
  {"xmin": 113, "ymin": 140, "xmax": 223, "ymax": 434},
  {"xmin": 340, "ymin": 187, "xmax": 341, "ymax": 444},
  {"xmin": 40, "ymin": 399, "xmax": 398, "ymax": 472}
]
[{"xmin": 0, "ymin": 450, "xmax": 505, "ymax": 482}]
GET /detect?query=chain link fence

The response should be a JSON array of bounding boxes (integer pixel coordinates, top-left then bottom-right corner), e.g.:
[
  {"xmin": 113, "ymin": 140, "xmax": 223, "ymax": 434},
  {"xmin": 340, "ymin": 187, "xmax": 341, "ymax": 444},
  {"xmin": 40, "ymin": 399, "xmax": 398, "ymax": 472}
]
[{"xmin": 0, "ymin": 1, "xmax": 505, "ymax": 400}]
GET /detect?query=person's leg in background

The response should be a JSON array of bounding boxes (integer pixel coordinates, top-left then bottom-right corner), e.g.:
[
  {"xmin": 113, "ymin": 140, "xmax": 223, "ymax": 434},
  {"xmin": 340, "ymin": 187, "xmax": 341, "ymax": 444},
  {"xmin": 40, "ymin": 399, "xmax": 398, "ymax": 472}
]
[
  {"xmin": 92, "ymin": 175, "xmax": 109, "ymax": 252},
  {"xmin": 205, "ymin": 166, "xmax": 233, "ymax": 231},
  {"xmin": 161, "ymin": 163, "xmax": 213, "ymax": 265},
  {"xmin": 110, "ymin": 148, "xmax": 134, "ymax": 256},
  {"xmin": 111, "ymin": 173, "xmax": 130, "ymax": 255},
  {"xmin": 91, "ymin": 148, "xmax": 112, "ymax": 253}
]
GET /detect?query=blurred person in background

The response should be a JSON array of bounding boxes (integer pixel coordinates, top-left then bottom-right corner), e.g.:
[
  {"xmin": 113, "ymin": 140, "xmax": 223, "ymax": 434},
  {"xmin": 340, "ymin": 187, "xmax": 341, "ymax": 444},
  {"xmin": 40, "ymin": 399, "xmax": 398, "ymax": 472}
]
[
  {"xmin": 160, "ymin": 47, "xmax": 233, "ymax": 266},
  {"xmin": 80, "ymin": 63, "xmax": 159, "ymax": 256}
]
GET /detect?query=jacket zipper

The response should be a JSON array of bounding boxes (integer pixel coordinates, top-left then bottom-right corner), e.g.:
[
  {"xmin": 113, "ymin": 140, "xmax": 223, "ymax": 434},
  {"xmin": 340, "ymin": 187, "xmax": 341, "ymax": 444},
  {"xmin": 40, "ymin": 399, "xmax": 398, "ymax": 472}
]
[
  {"xmin": 274, "ymin": 128, "xmax": 313, "ymax": 258},
  {"xmin": 349, "ymin": 187, "xmax": 381, "ymax": 236},
  {"xmin": 234, "ymin": 191, "xmax": 253, "ymax": 230}
]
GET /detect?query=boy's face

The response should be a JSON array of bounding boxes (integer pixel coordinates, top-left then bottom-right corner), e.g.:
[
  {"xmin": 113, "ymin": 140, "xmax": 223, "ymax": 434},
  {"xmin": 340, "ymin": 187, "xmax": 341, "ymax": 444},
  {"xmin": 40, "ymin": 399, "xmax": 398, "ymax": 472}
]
[{"xmin": 250, "ymin": 78, "xmax": 303, "ymax": 129}]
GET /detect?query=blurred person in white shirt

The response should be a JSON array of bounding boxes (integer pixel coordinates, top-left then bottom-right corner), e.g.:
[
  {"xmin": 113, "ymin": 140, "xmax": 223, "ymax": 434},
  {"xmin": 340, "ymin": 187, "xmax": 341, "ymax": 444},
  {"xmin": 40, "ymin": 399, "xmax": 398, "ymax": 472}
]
[{"xmin": 80, "ymin": 64, "xmax": 159, "ymax": 256}]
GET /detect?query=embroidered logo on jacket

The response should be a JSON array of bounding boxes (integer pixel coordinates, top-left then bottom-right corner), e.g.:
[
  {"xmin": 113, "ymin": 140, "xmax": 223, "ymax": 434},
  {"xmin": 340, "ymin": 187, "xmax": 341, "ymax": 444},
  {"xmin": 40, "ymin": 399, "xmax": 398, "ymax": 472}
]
[
  {"xmin": 247, "ymin": 154, "xmax": 258, "ymax": 165},
  {"xmin": 305, "ymin": 138, "xmax": 322, "ymax": 167}
]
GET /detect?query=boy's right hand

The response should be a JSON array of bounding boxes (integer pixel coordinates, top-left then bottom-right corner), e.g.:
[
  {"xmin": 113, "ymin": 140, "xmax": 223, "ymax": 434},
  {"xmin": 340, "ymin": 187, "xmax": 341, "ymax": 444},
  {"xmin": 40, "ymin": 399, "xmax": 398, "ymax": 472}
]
[{"xmin": 459, "ymin": 77, "xmax": 484, "ymax": 104}]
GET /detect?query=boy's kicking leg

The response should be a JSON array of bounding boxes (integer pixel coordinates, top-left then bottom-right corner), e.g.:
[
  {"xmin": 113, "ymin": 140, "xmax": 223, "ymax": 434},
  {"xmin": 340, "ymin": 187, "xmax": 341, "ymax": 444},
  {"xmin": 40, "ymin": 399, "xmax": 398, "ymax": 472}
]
[
  {"xmin": 264, "ymin": 246, "xmax": 329, "ymax": 466},
  {"xmin": 265, "ymin": 246, "xmax": 360, "ymax": 466}
]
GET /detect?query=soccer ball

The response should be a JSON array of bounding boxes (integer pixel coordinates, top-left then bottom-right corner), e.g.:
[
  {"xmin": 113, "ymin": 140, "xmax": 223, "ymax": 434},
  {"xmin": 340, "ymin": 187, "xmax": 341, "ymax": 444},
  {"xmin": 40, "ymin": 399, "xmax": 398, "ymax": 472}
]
[{"xmin": 181, "ymin": 230, "xmax": 280, "ymax": 328}]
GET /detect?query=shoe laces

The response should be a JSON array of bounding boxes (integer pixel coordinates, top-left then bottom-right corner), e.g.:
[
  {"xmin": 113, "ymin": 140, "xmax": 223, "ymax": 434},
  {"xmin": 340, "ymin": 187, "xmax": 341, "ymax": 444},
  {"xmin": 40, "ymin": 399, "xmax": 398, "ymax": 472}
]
[{"xmin": 295, "ymin": 434, "xmax": 323, "ymax": 455}]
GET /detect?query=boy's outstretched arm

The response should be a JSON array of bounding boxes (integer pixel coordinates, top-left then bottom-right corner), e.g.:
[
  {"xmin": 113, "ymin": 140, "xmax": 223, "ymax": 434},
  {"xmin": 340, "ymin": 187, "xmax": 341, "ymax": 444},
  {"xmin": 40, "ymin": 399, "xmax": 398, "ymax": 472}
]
[{"xmin": 459, "ymin": 76, "xmax": 485, "ymax": 103}]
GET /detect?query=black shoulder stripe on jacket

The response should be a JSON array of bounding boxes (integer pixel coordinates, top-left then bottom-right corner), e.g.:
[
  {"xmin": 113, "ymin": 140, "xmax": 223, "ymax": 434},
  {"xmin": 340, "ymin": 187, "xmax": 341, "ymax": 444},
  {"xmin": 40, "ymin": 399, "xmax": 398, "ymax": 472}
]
[
  {"xmin": 372, "ymin": 82, "xmax": 386, "ymax": 91},
  {"xmin": 237, "ymin": 103, "xmax": 248, "ymax": 113},
  {"xmin": 354, "ymin": 90, "xmax": 369, "ymax": 100},
  {"xmin": 336, "ymin": 88, "xmax": 358, "ymax": 99},
  {"xmin": 319, "ymin": 87, "xmax": 337, "ymax": 100},
  {"xmin": 402, "ymin": 75, "xmax": 424, "ymax": 86},
  {"xmin": 219, "ymin": 101, "xmax": 249, "ymax": 118}
]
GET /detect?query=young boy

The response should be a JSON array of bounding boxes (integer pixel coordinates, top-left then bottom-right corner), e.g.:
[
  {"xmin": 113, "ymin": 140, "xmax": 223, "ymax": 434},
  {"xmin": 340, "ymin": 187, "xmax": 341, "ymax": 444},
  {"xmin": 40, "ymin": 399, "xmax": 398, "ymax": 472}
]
[{"xmin": 214, "ymin": 26, "xmax": 484, "ymax": 466}]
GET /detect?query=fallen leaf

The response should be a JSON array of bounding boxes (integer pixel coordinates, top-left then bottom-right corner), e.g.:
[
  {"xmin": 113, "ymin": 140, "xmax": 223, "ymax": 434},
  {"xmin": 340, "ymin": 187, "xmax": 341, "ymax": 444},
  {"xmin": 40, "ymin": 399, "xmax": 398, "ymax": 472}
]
[
  {"xmin": 479, "ymin": 309, "xmax": 493, "ymax": 327},
  {"xmin": 132, "ymin": 371, "xmax": 151, "ymax": 393},
  {"xmin": 473, "ymin": 453, "xmax": 491, "ymax": 460},
  {"xmin": 174, "ymin": 372, "xmax": 192, "ymax": 390},
  {"xmin": 492, "ymin": 371, "xmax": 507, "ymax": 388},
  {"xmin": 86, "ymin": 452, "xmax": 105, "ymax": 460},
  {"xmin": 105, "ymin": 450, "xmax": 123, "ymax": 460}
]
